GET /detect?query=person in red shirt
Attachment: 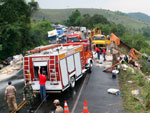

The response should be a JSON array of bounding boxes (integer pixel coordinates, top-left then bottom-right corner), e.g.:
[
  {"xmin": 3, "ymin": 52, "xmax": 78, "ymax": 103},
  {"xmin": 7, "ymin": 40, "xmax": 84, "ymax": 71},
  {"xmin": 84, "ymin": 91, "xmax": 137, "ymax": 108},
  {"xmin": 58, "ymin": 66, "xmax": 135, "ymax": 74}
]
[
  {"xmin": 103, "ymin": 48, "xmax": 106, "ymax": 61},
  {"xmin": 38, "ymin": 66, "xmax": 47, "ymax": 101},
  {"xmin": 95, "ymin": 47, "xmax": 100, "ymax": 60}
]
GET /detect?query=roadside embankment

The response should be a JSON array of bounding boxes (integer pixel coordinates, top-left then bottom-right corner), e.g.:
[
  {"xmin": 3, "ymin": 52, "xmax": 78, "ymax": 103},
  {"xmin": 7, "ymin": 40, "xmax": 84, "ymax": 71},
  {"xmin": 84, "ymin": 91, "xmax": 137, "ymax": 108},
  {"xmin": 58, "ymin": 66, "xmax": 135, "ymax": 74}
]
[{"xmin": 119, "ymin": 64, "xmax": 150, "ymax": 113}]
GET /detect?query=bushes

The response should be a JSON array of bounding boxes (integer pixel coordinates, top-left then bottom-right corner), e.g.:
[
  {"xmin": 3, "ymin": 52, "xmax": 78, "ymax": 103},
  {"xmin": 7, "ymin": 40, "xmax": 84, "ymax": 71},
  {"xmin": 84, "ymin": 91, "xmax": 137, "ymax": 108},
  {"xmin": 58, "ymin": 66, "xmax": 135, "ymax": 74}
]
[
  {"xmin": 66, "ymin": 10, "xmax": 110, "ymax": 29},
  {"xmin": 30, "ymin": 21, "xmax": 53, "ymax": 47},
  {"xmin": 0, "ymin": 0, "xmax": 39, "ymax": 60},
  {"xmin": 119, "ymin": 65, "xmax": 150, "ymax": 112},
  {"xmin": 121, "ymin": 34, "xmax": 149, "ymax": 51}
]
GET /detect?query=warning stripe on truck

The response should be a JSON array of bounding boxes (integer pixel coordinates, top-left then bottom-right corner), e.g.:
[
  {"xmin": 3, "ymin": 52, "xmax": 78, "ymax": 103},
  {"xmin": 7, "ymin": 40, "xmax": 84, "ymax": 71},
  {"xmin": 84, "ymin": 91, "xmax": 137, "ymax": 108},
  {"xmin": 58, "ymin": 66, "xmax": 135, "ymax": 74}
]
[
  {"xmin": 59, "ymin": 53, "xmax": 66, "ymax": 59},
  {"xmin": 74, "ymin": 46, "xmax": 83, "ymax": 53},
  {"xmin": 58, "ymin": 46, "xmax": 83, "ymax": 59}
]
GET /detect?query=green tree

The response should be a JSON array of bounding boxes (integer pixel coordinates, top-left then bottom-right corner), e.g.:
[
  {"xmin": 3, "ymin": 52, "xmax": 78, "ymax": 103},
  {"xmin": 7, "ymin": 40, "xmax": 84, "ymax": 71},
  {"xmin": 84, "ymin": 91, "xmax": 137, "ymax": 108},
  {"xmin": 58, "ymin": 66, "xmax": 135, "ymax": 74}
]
[
  {"xmin": 90, "ymin": 14, "xmax": 110, "ymax": 28},
  {"xmin": 0, "ymin": 0, "xmax": 30, "ymax": 24},
  {"xmin": 28, "ymin": 0, "xmax": 39, "ymax": 15},
  {"xmin": 121, "ymin": 33, "xmax": 149, "ymax": 51},
  {"xmin": 110, "ymin": 23, "xmax": 126, "ymax": 37},
  {"xmin": 67, "ymin": 9, "xmax": 81, "ymax": 26},
  {"xmin": 30, "ymin": 21, "xmax": 53, "ymax": 47},
  {"xmin": 142, "ymin": 27, "xmax": 150, "ymax": 39},
  {"xmin": 0, "ymin": 0, "xmax": 38, "ymax": 59},
  {"xmin": 116, "ymin": 24, "xmax": 126, "ymax": 36},
  {"xmin": 2, "ymin": 23, "xmax": 22, "ymax": 57},
  {"xmin": 95, "ymin": 23, "xmax": 111, "ymax": 35},
  {"xmin": 74, "ymin": 16, "xmax": 82, "ymax": 26},
  {"xmin": 110, "ymin": 23, "xmax": 118, "ymax": 35},
  {"xmin": 80, "ymin": 14, "xmax": 91, "ymax": 28}
]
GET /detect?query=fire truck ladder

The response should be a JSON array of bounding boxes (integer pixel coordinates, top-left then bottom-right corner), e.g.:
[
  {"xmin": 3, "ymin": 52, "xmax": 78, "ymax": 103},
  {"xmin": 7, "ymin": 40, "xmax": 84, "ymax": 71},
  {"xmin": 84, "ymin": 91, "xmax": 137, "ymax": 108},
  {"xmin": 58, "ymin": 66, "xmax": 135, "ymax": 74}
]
[
  {"xmin": 49, "ymin": 56, "xmax": 58, "ymax": 84},
  {"xmin": 24, "ymin": 57, "xmax": 31, "ymax": 81}
]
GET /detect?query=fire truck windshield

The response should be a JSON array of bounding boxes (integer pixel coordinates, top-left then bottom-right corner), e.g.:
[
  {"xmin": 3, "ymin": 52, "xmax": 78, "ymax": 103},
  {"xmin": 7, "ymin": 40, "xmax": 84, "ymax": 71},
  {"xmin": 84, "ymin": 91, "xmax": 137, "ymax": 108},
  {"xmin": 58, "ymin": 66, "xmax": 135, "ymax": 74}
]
[
  {"xmin": 93, "ymin": 36, "xmax": 105, "ymax": 40},
  {"xmin": 68, "ymin": 37, "xmax": 79, "ymax": 42},
  {"xmin": 57, "ymin": 27, "xmax": 62, "ymax": 30}
]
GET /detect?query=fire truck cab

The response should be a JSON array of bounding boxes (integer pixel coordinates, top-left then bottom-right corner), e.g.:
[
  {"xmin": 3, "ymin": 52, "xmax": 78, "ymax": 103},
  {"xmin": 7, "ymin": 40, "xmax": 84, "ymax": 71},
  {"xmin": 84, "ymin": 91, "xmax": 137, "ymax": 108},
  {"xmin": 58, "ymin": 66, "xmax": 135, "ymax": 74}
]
[
  {"xmin": 67, "ymin": 34, "xmax": 81, "ymax": 43},
  {"xmin": 24, "ymin": 43, "xmax": 93, "ymax": 93}
]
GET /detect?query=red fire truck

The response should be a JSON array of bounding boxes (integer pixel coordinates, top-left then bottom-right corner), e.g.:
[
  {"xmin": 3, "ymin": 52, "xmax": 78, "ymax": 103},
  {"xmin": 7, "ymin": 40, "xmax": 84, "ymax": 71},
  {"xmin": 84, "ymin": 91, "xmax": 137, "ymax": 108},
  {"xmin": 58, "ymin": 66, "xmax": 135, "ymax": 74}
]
[
  {"xmin": 67, "ymin": 33, "xmax": 81, "ymax": 43},
  {"xmin": 24, "ymin": 42, "xmax": 93, "ymax": 93}
]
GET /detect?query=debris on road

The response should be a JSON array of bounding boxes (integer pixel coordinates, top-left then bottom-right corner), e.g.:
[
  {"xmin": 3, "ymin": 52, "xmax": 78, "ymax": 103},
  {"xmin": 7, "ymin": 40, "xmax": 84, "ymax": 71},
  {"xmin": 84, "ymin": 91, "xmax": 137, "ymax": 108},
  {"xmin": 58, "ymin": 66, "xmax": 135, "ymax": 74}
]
[
  {"xmin": 131, "ymin": 90, "xmax": 140, "ymax": 96},
  {"xmin": 107, "ymin": 88, "xmax": 120, "ymax": 95},
  {"xmin": 0, "ymin": 54, "xmax": 23, "ymax": 81},
  {"xmin": 121, "ymin": 64, "xmax": 128, "ymax": 70},
  {"xmin": 127, "ymin": 80, "xmax": 133, "ymax": 83},
  {"xmin": 112, "ymin": 70, "xmax": 119, "ymax": 79}
]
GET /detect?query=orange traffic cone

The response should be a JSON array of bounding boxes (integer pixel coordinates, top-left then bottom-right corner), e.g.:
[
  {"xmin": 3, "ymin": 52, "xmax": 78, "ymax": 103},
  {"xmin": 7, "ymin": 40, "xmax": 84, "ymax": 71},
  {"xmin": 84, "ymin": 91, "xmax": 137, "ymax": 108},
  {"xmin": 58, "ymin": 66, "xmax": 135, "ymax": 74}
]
[
  {"xmin": 64, "ymin": 101, "xmax": 70, "ymax": 113},
  {"xmin": 81, "ymin": 99, "xmax": 89, "ymax": 113}
]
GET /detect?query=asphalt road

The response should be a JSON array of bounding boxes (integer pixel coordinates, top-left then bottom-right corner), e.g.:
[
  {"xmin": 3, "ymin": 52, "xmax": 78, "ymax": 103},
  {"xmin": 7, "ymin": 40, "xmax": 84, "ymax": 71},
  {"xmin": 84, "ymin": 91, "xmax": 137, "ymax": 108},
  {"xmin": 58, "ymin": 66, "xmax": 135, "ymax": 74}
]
[
  {"xmin": 0, "ymin": 31, "xmax": 124, "ymax": 113},
  {"xmin": 0, "ymin": 78, "xmax": 25, "ymax": 113},
  {"xmin": 0, "ymin": 60, "xmax": 124, "ymax": 113},
  {"xmin": 74, "ymin": 62, "xmax": 124, "ymax": 113}
]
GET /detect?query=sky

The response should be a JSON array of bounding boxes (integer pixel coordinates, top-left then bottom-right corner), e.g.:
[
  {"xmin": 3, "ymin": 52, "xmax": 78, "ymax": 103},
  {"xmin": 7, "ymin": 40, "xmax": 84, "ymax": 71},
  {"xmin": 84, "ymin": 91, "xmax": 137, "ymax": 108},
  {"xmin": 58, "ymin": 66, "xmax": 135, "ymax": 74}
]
[{"xmin": 31, "ymin": 0, "xmax": 150, "ymax": 15}]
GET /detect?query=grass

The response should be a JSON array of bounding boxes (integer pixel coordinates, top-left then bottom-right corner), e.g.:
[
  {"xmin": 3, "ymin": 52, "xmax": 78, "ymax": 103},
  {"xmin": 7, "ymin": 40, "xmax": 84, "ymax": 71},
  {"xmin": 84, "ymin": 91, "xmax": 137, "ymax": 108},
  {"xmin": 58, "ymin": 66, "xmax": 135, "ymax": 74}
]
[
  {"xmin": 32, "ymin": 8, "xmax": 150, "ymax": 30},
  {"xmin": 119, "ymin": 66, "xmax": 150, "ymax": 113}
]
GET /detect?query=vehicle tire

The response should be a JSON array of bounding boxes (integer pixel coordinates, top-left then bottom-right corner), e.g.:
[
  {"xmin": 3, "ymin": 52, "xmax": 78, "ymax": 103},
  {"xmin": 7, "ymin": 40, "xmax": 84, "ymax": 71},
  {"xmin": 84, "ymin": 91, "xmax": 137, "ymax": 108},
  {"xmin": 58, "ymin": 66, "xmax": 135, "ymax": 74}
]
[
  {"xmin": 70, "ymin": 76, "xmax": 75, "ymax": 88},
  {"xmin": 88, "ymin": 63, "xmax": 92, "ymax": 73}
]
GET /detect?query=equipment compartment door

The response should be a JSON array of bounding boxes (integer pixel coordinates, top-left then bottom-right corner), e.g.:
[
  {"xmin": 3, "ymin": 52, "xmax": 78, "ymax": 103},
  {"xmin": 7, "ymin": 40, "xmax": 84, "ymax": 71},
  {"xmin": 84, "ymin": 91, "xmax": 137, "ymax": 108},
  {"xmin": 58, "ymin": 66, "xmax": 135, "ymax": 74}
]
[
  {"xmin": 60, "ymin": 59, "xmax": 68, "ymax": 87},
  {"xmin": 74, "ymin": 52, "xmax": 82, "ymax": 77},
  {"xmin": 33, "ymin": 62, "xmax": 48, "ymax": 80}
]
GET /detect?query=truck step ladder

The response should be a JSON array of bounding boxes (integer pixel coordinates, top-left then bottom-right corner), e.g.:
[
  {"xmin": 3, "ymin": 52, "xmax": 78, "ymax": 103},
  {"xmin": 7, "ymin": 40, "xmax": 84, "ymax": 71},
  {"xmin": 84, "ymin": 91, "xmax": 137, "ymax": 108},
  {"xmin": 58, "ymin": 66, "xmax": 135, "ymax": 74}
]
[
  {"xmin": 24, "ymin": 57, "xmax": 31, "ymax": 81},
  {"xmin": 49, "ymin": 56, "xmax": 58, "ymax": 84}
]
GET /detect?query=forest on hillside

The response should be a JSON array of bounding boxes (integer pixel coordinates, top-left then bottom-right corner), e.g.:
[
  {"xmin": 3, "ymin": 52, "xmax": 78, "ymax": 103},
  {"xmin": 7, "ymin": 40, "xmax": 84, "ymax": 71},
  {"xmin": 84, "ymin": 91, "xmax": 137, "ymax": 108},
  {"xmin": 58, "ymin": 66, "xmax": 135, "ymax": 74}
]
[
  {"xmin": 32, "ymin": 8, "xmax": 150, "ymax": 31},
  {"xmin": 66, "ymin": 9, "xmax": 150, "ymax": 54},
  {"xmin": 0, "ymin": 1, "xmax": 150, "ymax": 64}
]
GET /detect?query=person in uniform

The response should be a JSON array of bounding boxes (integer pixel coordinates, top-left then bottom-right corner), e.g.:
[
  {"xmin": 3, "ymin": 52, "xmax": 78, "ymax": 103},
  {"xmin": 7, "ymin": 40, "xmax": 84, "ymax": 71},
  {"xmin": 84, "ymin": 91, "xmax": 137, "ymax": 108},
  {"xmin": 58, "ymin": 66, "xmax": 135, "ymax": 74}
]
[
  {"xmin": 4, "ymin": 81, "xmax": 18, "ymax": 112},
  {"xmin": 23, "ymin": 81, "xmax": 35, "ymax": 111},
  {"xmin": 53, "ymin": 99, "xmax": 63, "ymax": 113}
]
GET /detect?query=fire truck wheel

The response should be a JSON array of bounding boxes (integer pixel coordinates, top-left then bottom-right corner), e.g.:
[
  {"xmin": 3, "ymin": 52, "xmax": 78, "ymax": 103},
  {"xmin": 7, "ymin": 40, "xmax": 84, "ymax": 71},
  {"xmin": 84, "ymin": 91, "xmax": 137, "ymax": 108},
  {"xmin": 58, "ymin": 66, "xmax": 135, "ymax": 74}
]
[
  {"xmin": 70, "ymin": 76, "xmax": 75, "ymax": 88},
  {"xmin": 88, "ymin": 63, "xmax": 92, "ymax": 73}
]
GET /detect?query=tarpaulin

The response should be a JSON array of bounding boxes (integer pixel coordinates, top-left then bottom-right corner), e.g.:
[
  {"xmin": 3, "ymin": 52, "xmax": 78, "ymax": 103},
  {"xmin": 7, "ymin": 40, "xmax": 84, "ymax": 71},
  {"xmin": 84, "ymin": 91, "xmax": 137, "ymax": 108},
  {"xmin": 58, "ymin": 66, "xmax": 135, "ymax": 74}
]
[{"xmin": 110, "ymin": 33, "xmax": 120, "ymax": 46}]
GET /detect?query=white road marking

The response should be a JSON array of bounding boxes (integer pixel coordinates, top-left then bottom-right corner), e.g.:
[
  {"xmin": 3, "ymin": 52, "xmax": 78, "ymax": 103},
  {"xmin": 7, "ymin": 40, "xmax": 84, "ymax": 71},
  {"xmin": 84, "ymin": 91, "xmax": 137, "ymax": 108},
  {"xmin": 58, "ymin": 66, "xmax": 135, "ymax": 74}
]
[
  {"xmin": 71, "ymin": 74, "xmax": 89, "ymax": 113},
  {"xmin": 34, "ymin": 95, "xmax": 49, "ymax": 113}
]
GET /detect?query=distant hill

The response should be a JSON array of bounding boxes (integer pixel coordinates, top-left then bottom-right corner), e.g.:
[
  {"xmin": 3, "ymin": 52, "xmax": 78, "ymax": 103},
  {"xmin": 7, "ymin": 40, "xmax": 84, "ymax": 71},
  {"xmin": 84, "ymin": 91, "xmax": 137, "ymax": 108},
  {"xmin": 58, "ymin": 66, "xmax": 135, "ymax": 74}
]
[
  {"xmin": 128, "ymin": 12, "xmax": 150, "ymax": 24},
  {"xmin": 32, "ymin": 8, "xmax": 150, "ymax": 30}
]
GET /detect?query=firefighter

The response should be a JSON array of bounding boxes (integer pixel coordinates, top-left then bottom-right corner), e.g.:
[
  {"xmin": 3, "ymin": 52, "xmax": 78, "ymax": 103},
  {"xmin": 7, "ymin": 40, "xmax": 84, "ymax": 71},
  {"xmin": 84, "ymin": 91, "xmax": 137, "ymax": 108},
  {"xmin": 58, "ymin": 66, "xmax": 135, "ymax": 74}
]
[
  {"xmin": 53, "ymin": 99, "xmax": 63, "ymax": 113},
  {"xmin": 95, "ymin": 47, "xmax": 100, "ymax": 60},
  {"xmin": 23, "ymin": 80, "xmax": 35, "ymax": 112},
  {"xmin": 4, "ymin": 81, "xmax": 18, "ymax": 112},
  {"xmin": 103, "ymin": 48, "xmax": 106, "ymax": 61},
  {"xmin": 38, "ymin": 66, "xmax": 47, "ymax": 101}
]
